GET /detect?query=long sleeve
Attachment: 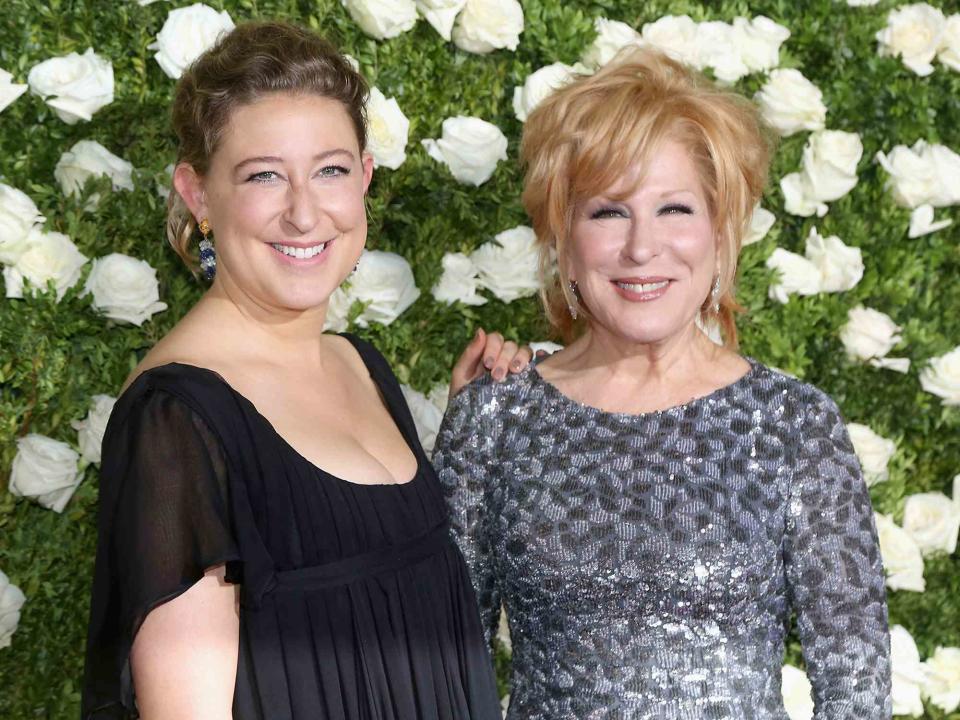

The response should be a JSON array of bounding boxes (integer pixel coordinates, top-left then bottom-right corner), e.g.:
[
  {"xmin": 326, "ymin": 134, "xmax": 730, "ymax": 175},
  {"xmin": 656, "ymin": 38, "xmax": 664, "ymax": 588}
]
[
  {"xmin": 784, "ymin": 394, "xmax": 892, "ymax": 718},
  {"xmin": 432, "ymin": 379, "xmax": 502, "ymax": 647},
  {"xmin": 83, "ymin": 389, "xmax": 241, "ymax": 719}
]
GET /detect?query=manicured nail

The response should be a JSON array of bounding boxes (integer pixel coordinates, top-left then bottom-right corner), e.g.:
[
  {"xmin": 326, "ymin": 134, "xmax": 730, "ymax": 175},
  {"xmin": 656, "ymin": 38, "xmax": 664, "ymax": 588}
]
[
  {"xmin": 484, "ymin": 356, "xmax": 495, "ymax": 369},
  {"xmin": 511, "ymin": 360, "xmax": 522, "ymax": 370},
  {"xmin": 493, "ymin": 368, "xmax": 505, "ymax": 380}
]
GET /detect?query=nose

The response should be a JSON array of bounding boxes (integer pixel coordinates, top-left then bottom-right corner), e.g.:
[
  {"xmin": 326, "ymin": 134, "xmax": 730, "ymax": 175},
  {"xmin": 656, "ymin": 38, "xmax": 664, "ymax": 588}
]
[
  {"xmin": 622, "ymin": 217, "xmax": 661, "ymax": 265},
  {"xmin": 281, "ymin": 179, "xmax": 320, "ymax": 235}
]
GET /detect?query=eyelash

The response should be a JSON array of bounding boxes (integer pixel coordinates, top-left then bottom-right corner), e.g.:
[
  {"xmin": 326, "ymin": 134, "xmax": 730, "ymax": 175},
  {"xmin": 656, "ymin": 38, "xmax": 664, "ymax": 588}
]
[
  {"xmin": 589, "ymin": 203, "xmax": 694, "ymax": 220},
  {"xmin": 245, "ymin": 166, "xmax": 351, "ymax": 183}
]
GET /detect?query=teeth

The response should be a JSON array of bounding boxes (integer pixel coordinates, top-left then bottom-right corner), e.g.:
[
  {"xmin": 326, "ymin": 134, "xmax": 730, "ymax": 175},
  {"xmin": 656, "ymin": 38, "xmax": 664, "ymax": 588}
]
[
  {"xmin": 617, "ymin": 280, "xmax": 669, "ymax": 293},
  {"xmin": 271, "ymin": 242, "xmax": 328, "ymax": 259}
]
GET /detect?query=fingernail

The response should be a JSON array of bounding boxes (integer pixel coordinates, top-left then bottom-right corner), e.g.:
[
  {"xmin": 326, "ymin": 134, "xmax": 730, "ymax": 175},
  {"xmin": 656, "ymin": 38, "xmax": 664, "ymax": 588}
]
[
  {"xmin": 484, "ymin": 357, "xmax": 495, "ymax": 369},
  {"xmin": 511, "ymin": 360, "xmax": 522, "ymax": 370},
  {"xmin": 493, "ymin": 368, "xmax": 505, "ymax": 380}
]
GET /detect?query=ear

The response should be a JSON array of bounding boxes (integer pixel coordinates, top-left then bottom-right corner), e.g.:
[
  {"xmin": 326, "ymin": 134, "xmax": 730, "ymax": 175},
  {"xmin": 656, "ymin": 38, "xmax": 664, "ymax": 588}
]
[
  {"xmin": 360, "ymin": 152, "xmax": 374, "ymax": 194},
  {"xmin": 172, "ymin": 163, "xmax": 207, "ymax": 221}
]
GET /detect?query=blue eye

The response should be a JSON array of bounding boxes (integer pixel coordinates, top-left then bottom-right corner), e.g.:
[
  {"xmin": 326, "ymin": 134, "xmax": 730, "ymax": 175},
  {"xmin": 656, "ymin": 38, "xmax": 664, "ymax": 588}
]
[
  {"xmin": 246, "ymin": 171, "xmax": 279, "ymax": 183},
  {"xmin": 319, "ymin": 165, "xmax": 350, "ymax": 178},
  {"xmin": 590, "ymin": 206, "xmax": 627, "ymax": 220},
  {"xmin": 659, "ymin": 203, "xmax": 693, "ymax": 215}
]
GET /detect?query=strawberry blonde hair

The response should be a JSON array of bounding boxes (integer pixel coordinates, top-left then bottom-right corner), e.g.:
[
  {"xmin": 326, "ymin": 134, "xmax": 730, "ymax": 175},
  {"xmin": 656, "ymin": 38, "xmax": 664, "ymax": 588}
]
[{"xmin": 520, "ymin": 47, "xmax": 773, "ymax": 346}]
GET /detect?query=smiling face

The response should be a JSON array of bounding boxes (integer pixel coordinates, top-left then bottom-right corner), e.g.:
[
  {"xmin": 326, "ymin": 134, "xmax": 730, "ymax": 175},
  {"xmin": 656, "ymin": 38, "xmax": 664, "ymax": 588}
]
[
  {"xmin": 177, "ymin": 92, "xmax": 373, "ymax": 314},
  {"xmin": 567, "ymin": 137, "xmax": 717, "ymax": 347}
]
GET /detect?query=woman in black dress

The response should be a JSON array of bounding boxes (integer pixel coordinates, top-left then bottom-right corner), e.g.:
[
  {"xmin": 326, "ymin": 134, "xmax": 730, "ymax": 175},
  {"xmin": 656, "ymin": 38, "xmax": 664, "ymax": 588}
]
[{"xmin": 82, "ymin": 22, "xmax": 518, "ymax": 720}]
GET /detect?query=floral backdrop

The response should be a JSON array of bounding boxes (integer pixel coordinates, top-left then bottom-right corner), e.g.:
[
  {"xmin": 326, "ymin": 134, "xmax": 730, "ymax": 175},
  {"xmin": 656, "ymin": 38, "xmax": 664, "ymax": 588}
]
[{"xmin": 1, "ymin": 0, "xmax": 959, "ymax": 717}]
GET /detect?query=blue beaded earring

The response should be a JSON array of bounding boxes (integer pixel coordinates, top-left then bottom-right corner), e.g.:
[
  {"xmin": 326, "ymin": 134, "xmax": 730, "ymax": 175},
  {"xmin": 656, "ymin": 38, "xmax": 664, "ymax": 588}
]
[{"xmin": 198, "ymin": 218, "xmax": 216, "ymax": 280}]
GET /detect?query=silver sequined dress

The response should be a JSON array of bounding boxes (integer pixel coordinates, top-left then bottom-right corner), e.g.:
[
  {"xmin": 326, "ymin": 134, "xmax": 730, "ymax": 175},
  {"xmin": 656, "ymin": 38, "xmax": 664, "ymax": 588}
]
[{"xmin": 432, "ymin": 358, "xmax": 892, "ymax": 719}]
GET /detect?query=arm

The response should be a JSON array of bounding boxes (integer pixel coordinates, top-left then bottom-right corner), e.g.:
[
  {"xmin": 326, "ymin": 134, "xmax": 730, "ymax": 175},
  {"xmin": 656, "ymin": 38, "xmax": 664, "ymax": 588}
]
[
  {"xmin": 131, "ymin": 566, "xmax": 238, "ymax": 720},
  {"xmin": 784, "ymin": 395, "xmax": 892, "ymax": 718},
  {"xmin": 432, "ymin": 381, "xmax": 502, "ymax": 645},
  {"xmin": 84, "ymin": 390, "xmax": 241, "ymax": 719}
]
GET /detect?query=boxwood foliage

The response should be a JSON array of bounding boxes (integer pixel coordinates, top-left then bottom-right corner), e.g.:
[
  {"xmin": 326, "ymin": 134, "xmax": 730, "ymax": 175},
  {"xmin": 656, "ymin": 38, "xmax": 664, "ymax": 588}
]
[{"xmin": 1, "ymin": 0, "xmax": 958, "ymax": 717}]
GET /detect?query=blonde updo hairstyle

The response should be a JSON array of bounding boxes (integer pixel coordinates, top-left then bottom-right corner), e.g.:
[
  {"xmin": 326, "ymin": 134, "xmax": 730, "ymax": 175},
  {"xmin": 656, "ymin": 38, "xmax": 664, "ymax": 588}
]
[
  {"xmin": 521, "ymin": 47, "xmax": 773, "ymax": 347},
  {"xmin": 166, "ymin": 21, "xmax": 368, "ymax": 274}
]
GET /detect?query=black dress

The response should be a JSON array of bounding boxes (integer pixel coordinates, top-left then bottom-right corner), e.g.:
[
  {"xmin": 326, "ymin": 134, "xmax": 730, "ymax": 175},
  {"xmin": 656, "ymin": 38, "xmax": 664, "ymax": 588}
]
[{"xmin": 82, "ymin": 334, "xmax": 501, "ymax": 720}]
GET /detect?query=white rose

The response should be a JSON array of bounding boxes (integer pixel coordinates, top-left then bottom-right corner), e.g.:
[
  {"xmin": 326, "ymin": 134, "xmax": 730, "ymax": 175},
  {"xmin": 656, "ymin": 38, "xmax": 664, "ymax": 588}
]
[
  {"xmin": 71, "ymin": 394, "xmax": 117, "ymax": 465},
  {"xmin": 939, "ymin": 15, "xmax": 960, "ymax": 72},
  {"xmin": 754, "ymin": 69, "xmax": 827, "ymax": 136},
  {"xmin": 0, "ymin": 570, "xmax": 26, "ymax": 650},
  {"xmin": 846, "ymin": 423, "xmax": 896, "ymax": 486},
  {"xmin": 875, "ymin": 141, "xmax": 939, "ymax": 208},
  {"xmin": 513, "ymin": 62, "xmax": 581, "ymax": 122},
  {"xmin": 696, "ymin": 21, "xmax": 750, "ymax": 83},
  {"xmin": 471, "ymin": 225, "xmax": 540, "ymax": 303},
  {"xmin": 323, "ymin": 285, "xmax": 353, "ymax": 332},
  {"xmin": 876, "ymin": 3, "xmax": 945, "ymax": 77},
  {"xmin": 732, "ymin": 16, "xmax": 791, "ymax": 73},
  {"xmin": 922, "ymin": 646, "xmax": 960, "ymax": 713},
  {"xmin": 920, "ymin": 346, "xmax": 960, "ymax": 406},
  {"xmin": 9, "ymin": 434, "xmax": 83, "ymax": 513},
  {"xmin": 890, "ymin": 624, "xmax": 927, "ymax": 717},
  {"xmin": 4, "ymin": 228, "xmax": 88, "ymax": 301},
  {"xmin": 366, "ymin": 87, "xmax": 410, "ymax": 170},
  {"xmin": 0, "ymin": 68, "xmax": 28, "ymax": 114},
  {"xmin": 422, "ymin": 116, "xmax": 508, "ymax": 186},
  {"xmin": 349, "ymin": 250, "xmax": 420, "ymax": 327},
  {"xmin": 54, "ymin": 140, "xmax": 134, "ymax": 208},
  {"xmin": 803, "ymin": 130, "xmax": 863, "ymax": 201},
  {"xmin": 780, "ymin": 172, "xmax": 827, "ymax": 218},
  {"xmin": 427, "ymin": 383, "xmax": 450, "ymax": 414},
  {"xmin": 82, "ymin": 253, "xmax": 168, "ymax": 325},
  {"xmin": 743, "ymin": 205, "xmax": 775, "ymax": 246},
  {"xmin": 781, "ymin": 665, "xmax": 814, "ymax": 720},
  {"xmin": 0, "ymin": 183, "xmax": 45, "ymax": 266},
  {"xmin": 401, "ymin": 384, "xmax": 444, "ymax": 453},
  {"xmin": 150, "ymin": 3, "xmax": 235, "ymax": 80},
  {"xmin": 803, "ymin": 227, "xmax": 862, "ymax": 293},
  {"xmin": 765, "ymin": 248, "xmax": 820, "ymax": 303},
  {"xmin": 908, "ymin": 204, "xmax": 953, "ymax": 238},
  {"xmin": 840, "ymin": 305, "xmax": 903, "ymax": 362},
  {"xmin": 582, "ymin": 17, "xmax": 642, "ymax": 69},
  {"xmin": 875, "ymin": 513, "xmax": 926, "ymax": 593},
  {"xmin": 432, "ymin": 251, "xmax": 487, "ymax": 306},
  {"xmin": 452, "ymin": 0, "xmax": 524, "ymax": 55},
  {"xmin": 342, "ymin": 0, "xmax": 417, "ymax": 40},
  {"xmin": 903, "ymin": 492, "xmax": 960, "ymax": 556},
  {"xmin": 640, "ymin": 15, "xmax": 699, "ymax": 67},
  {"xmin": 530, "ymin": 340, "xmax": 563, "ymax": 355},
  {"xmin": 497, "ymin": 606, "xmax": 512, "ymax": 652},
  {"xmin": 416, "ymin": 0, "xmax": 467, "ymax": 41},
  {"xmin": 927, "ymin": 143, "xmax": 960, "ymax": 205},
  {"xmin": 27, "ymin": 48, "xmax": 113, "ymax": 124}
]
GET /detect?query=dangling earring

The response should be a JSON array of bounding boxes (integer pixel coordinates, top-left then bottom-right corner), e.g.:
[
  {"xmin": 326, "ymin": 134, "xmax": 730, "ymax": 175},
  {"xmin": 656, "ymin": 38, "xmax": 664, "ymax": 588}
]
[
  {"xmin": 567, "ymin": 280, "xmax": 579, "ymax": 320},
  {"xmin": 709, "ymin": 275, "xmax": 721, "ymax": 314},
  {"xmin": 198, "ymin": 218, "xmax": 216, "ymax": 281}
]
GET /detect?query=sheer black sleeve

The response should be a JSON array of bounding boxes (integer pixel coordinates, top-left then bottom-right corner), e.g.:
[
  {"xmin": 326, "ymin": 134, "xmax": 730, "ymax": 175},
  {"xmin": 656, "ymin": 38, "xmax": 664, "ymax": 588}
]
[{"xmin": 82, "ymin": 388, "xmax": 241, "ymax": 719}]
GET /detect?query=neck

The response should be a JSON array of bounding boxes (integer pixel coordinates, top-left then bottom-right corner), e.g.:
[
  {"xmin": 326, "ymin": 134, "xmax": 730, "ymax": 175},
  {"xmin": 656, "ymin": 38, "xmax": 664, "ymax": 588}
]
[
  {"xmin": 569, "ymin": 320, "xmax": 721, "ymax": 388},
  {"xmin": 197, "ymin": 276, "xmax": 333, "ymax": 366}
]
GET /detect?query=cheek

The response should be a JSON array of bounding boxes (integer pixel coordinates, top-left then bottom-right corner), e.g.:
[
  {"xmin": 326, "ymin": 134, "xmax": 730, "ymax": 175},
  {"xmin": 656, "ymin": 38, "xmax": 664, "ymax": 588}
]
[{"xmin": 568, "ymin": 223, "xmax": 619, "ymax": 275}]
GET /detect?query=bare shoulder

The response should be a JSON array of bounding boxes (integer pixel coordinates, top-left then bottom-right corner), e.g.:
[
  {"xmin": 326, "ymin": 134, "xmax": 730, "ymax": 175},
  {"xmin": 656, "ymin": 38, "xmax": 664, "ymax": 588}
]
[{"xmin": 120, "ymin": 316, "xmax": 220, "ymax": 395}]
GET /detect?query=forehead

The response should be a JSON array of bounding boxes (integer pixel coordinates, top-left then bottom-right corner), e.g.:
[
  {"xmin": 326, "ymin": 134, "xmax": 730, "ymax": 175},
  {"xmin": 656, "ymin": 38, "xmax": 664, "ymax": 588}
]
[
  {"xmin": 594, "ymin": 137, "xmax": 707, "ymax": 199},
  {"xmin": 218, "ymin": 92, "xmax": 359, "ymax": 158}
]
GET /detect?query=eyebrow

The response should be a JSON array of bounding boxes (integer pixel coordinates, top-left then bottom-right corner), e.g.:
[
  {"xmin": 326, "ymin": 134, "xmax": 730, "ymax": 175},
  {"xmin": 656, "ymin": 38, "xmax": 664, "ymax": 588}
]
[{"xmin": 233, "ymin": 148, "xmax": 355, "ymax": 172}]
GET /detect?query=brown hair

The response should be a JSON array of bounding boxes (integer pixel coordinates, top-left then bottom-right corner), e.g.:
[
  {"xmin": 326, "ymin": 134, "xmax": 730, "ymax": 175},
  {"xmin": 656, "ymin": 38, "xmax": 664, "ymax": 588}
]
[
  {"xmin": 166, "ymin": 21, "xmax": 368, "ymax": 273},
  {"xmin": 520, "ymin": 47, "xmax": 774, "ymax": 346}
]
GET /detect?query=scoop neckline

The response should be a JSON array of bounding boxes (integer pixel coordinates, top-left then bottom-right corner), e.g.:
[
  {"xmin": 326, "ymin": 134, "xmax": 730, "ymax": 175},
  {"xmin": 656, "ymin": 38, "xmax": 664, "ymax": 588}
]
[
  {"xmin": 138, "ymin": 353, "xmax": 424, "ymax": 490},
  {"xmin": 527, "ymin": 355, "xmax": 760, "ymax": 420}
]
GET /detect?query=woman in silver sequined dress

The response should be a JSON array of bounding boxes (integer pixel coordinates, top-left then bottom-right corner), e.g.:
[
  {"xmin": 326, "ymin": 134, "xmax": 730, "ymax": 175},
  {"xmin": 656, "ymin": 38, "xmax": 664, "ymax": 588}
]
[{"xmin": 433, "ymin": 49, "xmax": 892, "ymax": 719}]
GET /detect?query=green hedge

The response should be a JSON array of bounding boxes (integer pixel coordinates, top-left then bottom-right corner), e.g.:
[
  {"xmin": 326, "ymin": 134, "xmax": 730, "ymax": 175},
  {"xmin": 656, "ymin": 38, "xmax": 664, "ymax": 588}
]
[{"xmin": 1, "ymin": 0, "xmax": 958, "ymax": 717}]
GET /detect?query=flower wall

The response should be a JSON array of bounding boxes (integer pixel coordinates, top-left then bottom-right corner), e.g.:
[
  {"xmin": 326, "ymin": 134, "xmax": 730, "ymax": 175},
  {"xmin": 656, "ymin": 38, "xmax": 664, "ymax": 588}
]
[{"xmin": 1, "ymin": 0, "xmax": 959, "ymax": 717}]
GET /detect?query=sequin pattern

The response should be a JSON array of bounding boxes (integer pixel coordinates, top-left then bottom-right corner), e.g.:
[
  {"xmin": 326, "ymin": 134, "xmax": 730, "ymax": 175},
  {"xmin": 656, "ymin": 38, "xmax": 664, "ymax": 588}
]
[{"xmin": 432, "ymin": 359, "xmax": 892, "ymax": 719}]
